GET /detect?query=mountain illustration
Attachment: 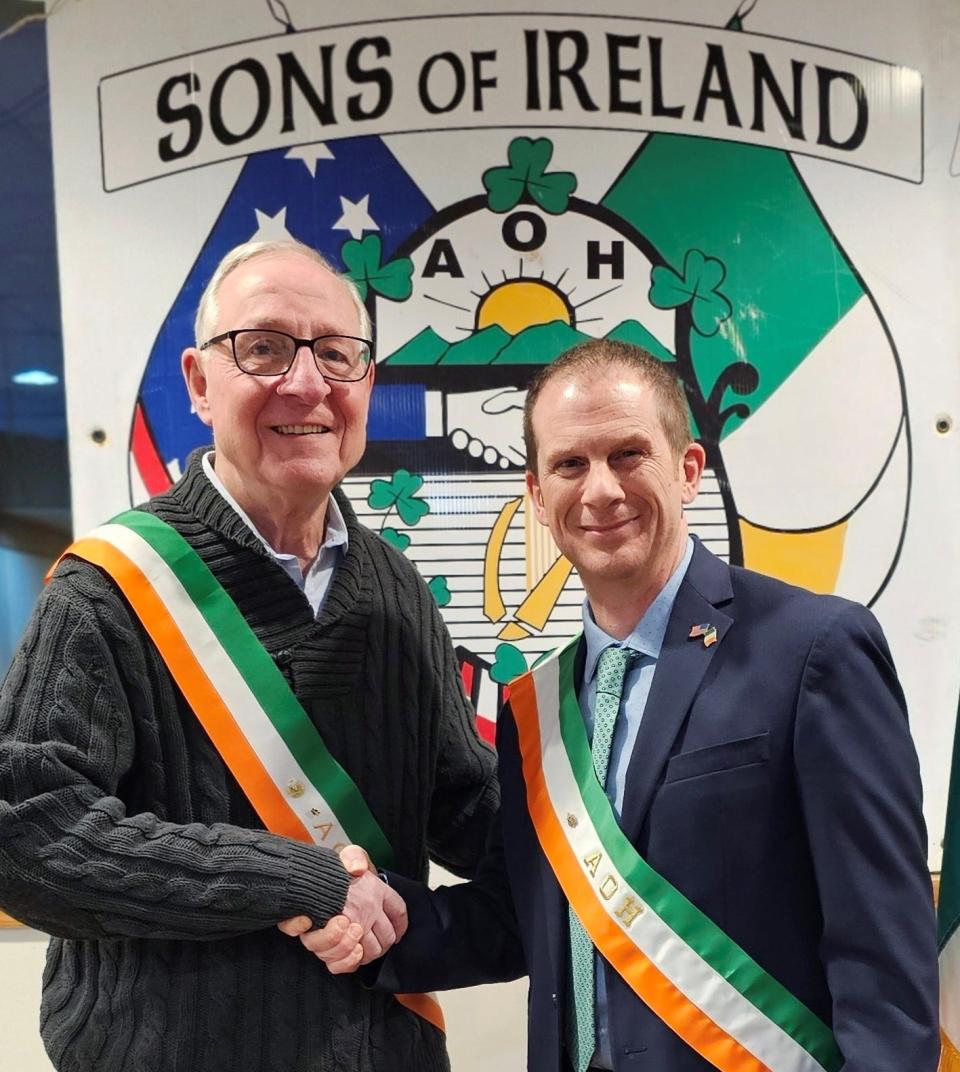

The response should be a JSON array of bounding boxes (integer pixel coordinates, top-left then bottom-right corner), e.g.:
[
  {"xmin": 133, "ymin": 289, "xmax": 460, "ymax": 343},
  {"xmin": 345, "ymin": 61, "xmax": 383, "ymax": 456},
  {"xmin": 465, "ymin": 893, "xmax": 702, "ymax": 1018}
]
[
  {"xmin": 606, "ymin": 320, "xmax": 675, "ymax": 362},
  {"xmin": 383, "ymin": 319, "xmax": 674, "ymax": 368},
  {"xmin": 385, "ymin": 326, "xmax": 450, "ymax": 365},
  {"xmin": 440, "ymin": 325, "xmax": 512, "ymax": 365}
]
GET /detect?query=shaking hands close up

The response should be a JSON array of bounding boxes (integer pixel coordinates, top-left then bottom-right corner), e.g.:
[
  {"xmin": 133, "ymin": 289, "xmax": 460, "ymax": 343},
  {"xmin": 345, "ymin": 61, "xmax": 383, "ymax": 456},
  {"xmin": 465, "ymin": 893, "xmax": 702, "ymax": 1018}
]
[{"xmin": 278, "ymin": 846, "xmax": 406, "ymax": 974}]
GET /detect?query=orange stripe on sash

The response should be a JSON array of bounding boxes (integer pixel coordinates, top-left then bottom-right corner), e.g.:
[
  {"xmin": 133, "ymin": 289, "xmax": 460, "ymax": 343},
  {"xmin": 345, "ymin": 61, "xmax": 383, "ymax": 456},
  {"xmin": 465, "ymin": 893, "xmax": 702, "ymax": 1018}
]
[
  {"xmin": 62, "ymin": 537, "xmax": 310, "ymax": 842},
  {"xmin": 941, "ymin": 1030, "xmax": 960, "ymax": 1072},
  {"xmin": 397, "ymin": 992, "xmax": 446, "ymax": 1032},
  {"xmin": 55, "ymin": 535, "xmax": 446, "ymax": 1034},
  {"xmin": 510, "ymin": 671, "xmax": 770, "ymax": 1072}
]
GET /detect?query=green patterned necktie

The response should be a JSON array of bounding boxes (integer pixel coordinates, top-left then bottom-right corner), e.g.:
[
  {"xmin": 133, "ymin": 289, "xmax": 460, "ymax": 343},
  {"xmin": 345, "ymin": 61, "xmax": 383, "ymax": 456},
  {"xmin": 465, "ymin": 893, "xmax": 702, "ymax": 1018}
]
[{"xmin": 567, "ymin": 645, "xmax": 637, "ymax": 1072}]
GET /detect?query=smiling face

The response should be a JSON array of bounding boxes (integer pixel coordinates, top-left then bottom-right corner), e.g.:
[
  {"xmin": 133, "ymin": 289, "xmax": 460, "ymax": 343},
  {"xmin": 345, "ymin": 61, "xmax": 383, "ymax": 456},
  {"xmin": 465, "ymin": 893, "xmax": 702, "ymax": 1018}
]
[
  {"xmin": 181, "ymin": 251, "xmax": 373, "ymax": 515},
  {"xmin": 526, "ymin": 368, "xmax": 705, "ymax": 612}
]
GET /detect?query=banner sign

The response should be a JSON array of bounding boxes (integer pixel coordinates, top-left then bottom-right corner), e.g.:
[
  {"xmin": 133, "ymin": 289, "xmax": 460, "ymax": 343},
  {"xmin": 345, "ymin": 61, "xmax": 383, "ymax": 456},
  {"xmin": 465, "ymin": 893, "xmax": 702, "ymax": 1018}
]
[
  {"xmin": 49, "ymin": 0, "xmax": 960, "ymax": 860},
  {"xmin": 99, "ymin": 15, "xmax": 923, "ymax": 190}
]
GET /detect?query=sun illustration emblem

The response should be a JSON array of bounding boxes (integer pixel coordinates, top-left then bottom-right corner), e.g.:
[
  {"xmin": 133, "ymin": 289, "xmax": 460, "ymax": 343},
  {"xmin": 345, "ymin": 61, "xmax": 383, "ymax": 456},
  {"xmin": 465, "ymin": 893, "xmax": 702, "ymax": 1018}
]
[{"xmin": 475, "ymin": 275, "xmax": 573, "ymax": 335}]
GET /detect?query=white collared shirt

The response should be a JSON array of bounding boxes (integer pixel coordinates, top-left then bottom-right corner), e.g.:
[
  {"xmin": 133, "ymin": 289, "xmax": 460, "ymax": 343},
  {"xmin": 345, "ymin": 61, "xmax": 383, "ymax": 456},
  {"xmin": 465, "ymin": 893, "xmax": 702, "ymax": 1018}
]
[{"xmin": 202, "ymin": 451, "xmax": 348, "ymax": 617}]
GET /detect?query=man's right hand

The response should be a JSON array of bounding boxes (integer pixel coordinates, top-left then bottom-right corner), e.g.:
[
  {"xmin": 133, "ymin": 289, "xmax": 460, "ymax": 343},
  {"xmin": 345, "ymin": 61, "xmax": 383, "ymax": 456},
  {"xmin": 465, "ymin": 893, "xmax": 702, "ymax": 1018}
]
[{"xmin": 277, "ymin": 845, "xmax": 408, "ymax": 973}]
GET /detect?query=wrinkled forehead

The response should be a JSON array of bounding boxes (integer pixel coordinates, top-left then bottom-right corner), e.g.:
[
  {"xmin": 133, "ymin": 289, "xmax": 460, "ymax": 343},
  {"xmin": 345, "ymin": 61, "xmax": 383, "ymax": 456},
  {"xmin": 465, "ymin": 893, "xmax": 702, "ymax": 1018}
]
[{"xmin": 216, "ymin": 253, "xmax": 360, "ymax": 333}]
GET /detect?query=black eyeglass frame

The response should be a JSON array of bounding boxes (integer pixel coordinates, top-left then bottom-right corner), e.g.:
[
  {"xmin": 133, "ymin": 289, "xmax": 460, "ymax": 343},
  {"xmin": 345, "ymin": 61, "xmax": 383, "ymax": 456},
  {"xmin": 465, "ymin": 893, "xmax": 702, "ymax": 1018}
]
[{"xmin": 200, "ymin": 328, "xmax": 375, "ymax": 382}]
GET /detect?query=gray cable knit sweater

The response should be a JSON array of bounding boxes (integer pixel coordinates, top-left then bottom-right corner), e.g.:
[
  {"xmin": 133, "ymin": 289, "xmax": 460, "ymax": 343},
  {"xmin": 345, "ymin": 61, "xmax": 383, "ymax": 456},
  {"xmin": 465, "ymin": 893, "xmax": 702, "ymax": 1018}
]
[{"xmin": 0, "ymin": 453, "xmax": 499, "ymax": 1072}]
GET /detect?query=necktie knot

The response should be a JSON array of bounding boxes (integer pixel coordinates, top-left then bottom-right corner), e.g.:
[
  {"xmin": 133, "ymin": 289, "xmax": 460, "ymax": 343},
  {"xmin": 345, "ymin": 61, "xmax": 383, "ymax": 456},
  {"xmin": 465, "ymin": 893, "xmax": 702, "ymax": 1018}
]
[
  {"xmin": 591, "ymin": 645, "xmax": 636, "ymax": 786},
  {"xmin": 595, "ymin": 644, "xmax": 636, "ymax": 699}
]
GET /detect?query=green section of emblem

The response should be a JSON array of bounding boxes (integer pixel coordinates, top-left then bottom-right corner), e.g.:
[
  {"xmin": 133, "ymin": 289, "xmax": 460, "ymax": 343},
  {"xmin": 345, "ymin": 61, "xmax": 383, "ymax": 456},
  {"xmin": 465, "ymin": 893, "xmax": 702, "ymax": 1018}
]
[
  {"xmin": 427, "ymin": 576, "xmax": 452, "ymax": 607},
  {"xmin": 383, "ymin": 319, "xmax": 669, "ymax": 369},
  {"xmin": 490, "ymin": 642, "xmax": 529, "ymax": 685},
  {"xmin": 650, "ymin": 250, "xmax": 733, "ymax": 338},
  {"xmin": 367, "ymin": 470, "xmax": 452, "ymax": 606},
  {"xmin": 380, "ymin": 527, "xmax": 411, "ymax": 552},
  {"xmin": 440, "ymin": 325, "xmax": 512, "ymax": 365},
  {"xmin": 368, "ymin": 469, "xmax": 430, "ymax": 526},
  {"xmin": 606, "ymin": 320, "xmax": 675, "ymax": 363},
  {"xmin": 492, "ymin": 321, "xmax": 590, "ymax": 364},
  {"xmin": 387, "ymin": 327, "xmax": 449, "ymax": 366},
  {"xmin": 483, "ymin": 137, "xmax": 577, "ymax": 215},
  {"xmin": 341, "ymin": 235, "xmax": 414, "ymax": 302},
  {"xmin": 602, "ymin": 135, "xmax": 864, "ymax": 436}
]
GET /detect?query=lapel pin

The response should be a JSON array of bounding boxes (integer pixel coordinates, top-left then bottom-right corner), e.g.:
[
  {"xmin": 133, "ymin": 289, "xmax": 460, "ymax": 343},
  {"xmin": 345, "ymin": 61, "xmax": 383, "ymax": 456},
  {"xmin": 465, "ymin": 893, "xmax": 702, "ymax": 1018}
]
[{"xmin": 689, "ymin": 623, "xmax": 718, "ymax": 648}]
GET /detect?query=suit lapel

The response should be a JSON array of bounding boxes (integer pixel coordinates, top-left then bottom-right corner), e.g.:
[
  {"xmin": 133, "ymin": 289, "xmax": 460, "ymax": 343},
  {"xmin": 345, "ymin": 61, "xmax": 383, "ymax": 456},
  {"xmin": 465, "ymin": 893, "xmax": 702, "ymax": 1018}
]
[{"xmin": 619, "ymin": 542, "xmax": 734, "ymax": 842}]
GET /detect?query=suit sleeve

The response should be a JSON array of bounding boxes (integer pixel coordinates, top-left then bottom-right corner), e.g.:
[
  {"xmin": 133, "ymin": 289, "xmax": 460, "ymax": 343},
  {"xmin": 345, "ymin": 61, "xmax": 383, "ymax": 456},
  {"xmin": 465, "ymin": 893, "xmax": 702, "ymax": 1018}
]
[
  {"xmin": 794, "ymin": 601, "xmax": 939, "ymax": 1070},
  {"xmin": 423, "ymin": 589, "xmax": 499, "ymax": 879},
  {"xmin": 374, "ymin": 805, "xmax": 526, "ymax": 993}
]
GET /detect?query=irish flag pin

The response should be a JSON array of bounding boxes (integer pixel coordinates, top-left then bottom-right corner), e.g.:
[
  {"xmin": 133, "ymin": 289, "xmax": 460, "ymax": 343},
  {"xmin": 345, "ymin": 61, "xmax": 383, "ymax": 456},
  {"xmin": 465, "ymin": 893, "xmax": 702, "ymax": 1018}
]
[{"xmin": 689, "ymin": 623, "xmax": 718, "ymax": 648}]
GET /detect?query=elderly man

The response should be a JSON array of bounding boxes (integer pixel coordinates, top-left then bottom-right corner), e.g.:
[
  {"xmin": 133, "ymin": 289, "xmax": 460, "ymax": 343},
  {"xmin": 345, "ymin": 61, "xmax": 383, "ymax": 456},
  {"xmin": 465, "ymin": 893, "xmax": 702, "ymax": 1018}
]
[
  {"xmin": 0, "ymin": 239, "xmax": 497, "ymax": 1072},
  {"xmin": 292, "ymin": 340, "xmax": 939, "ymax": 1071}
]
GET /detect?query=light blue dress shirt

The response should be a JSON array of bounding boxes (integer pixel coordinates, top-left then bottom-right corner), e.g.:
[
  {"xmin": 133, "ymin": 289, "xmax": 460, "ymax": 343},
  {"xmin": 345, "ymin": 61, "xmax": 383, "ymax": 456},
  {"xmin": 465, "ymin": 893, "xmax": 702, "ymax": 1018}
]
[
  {"xmin": 202, "ymin": 451, "xmax": 348, "ymax": 617},
  {"xmin": 578, "ymin": 536, "xmax": 694, "ymax": 1070}
]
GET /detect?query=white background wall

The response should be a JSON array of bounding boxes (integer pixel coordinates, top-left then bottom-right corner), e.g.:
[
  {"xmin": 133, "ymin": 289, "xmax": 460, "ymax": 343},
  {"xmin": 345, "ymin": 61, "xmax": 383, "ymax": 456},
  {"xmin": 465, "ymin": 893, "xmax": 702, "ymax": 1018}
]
[{"xmin": 1, "ymin": 929, "xmax": 53, "ymax": 1071}]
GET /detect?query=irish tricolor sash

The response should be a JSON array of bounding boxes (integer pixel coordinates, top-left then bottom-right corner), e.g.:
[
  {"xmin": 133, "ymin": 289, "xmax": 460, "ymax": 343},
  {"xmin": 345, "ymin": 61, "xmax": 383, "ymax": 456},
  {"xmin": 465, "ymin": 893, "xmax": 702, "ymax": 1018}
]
[
  {"xmin": 509, "ymin": 636, "xmax": 842, "ymax": 1072},
  {"xmin": 51, "ymin": 510, "xmax": 443, "ymax": 1033}
]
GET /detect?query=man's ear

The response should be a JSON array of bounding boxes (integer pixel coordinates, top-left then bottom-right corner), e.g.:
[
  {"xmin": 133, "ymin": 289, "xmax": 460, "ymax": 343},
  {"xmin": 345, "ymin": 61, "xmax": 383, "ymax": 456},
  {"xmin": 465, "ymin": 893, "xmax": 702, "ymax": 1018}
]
[
  {"xmin": 525, "ymin": 469, "xmax": 548, "ymax": 526},
  {"xmin": 680, "ymin": 441, "xmax": 707, "ymax": 505},
  {"xmin": 182, "ymin": 349, "xmax": 213, "ymax": 427}
]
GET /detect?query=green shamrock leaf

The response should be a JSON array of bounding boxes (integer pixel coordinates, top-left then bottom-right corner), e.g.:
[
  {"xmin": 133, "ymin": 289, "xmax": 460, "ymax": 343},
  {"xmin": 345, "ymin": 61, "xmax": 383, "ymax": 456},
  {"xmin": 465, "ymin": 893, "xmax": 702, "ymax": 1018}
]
[
  {"xmin": 428, "ymin": 576, "xmax": 452, "ymax": 607},
  {"xmin": 380, "ymin": 527, "xmax": 411, "ymax": 552},
  {"xmin": 367, "ymin": 469, "xmax": 430, "ymax": 526},
  {"xmin": 649, "ymin": 249, "xmax": 733, "ymax": 337},
  {"xmin": 490, "ymin": 642, "xmax": 528, "ymax": 685},
  {"xmin": 482, "ymin": 137, "xmax": 577, "ymax": 215},
  {"xmin": 341, "ymin": 235, "xmax": 414, "ymax": 302}
]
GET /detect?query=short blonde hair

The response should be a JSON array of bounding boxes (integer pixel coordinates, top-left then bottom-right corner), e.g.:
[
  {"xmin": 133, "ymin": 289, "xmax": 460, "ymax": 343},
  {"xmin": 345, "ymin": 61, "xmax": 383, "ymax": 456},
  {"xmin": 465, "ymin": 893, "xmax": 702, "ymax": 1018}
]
[{"xmin": 523, "ymin": 340, "xmax": 692, "ymax": 472}]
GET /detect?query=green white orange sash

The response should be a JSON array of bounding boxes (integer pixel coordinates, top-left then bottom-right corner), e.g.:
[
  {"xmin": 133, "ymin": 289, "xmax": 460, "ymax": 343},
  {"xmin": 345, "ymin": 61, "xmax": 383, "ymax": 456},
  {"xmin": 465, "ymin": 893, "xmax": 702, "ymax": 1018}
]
[
  {"xmin": 51, "ymin": 510, "xmax": 443, "ymax": 1033},
  {"xmin": 509, "ymin": 636, "xmax": 842, "ymax": 1072}
]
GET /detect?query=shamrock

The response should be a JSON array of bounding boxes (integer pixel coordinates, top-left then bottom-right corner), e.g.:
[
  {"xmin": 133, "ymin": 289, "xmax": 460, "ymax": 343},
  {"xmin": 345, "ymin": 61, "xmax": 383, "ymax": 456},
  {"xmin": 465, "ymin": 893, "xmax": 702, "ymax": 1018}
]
[
  {"xmin": 649, "ymin": 250, "xmax": 733, "ymax": 337},
  {"xmin": 341, "ymin": 235, "xmax": 413, "ymax": 302},
  {"xmin": 367, "ymin": 469, "xmax": 430, "ymax": 526},
  {"xmin": 482, "ymin": 137, "xmax": 577, "ymax": 215},
  {"xmin": 427, "ymin": 576, "xmax": 452, "ymax": 608},
  {"xmin": 379, "ymin": 527, "xmax": 411, "ymax": 552},
  {"xmin": 490, "ymin": 642, "xmax": 528, "ymax": 685}
]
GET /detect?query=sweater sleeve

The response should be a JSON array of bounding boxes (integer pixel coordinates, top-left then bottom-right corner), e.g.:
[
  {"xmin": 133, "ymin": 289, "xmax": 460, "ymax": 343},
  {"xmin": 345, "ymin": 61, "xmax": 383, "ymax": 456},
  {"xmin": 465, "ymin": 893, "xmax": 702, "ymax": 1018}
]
[
  {"xmin": 0, "ymin": 563, "xmax": 350, "ymax": 941},
  {"xmin": 423, "ymin": 585, "xmax": 500, "ymax": 880}
]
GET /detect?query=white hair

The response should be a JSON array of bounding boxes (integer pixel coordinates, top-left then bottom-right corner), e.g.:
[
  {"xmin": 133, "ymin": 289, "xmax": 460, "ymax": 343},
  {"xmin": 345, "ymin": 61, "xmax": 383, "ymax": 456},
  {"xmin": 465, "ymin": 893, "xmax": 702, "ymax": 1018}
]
[{"xmin": 193, "ymin": 238, "xmax": 372, "ymax": 348}]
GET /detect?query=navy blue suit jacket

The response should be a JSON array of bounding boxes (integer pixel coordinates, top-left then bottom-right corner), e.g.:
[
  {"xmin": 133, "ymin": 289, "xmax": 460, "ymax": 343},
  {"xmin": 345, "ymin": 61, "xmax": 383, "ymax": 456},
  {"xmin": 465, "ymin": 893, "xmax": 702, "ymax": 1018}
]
[{"xmin": 379, "ymin": 540, "xmax": 939, "ymax": 1070}]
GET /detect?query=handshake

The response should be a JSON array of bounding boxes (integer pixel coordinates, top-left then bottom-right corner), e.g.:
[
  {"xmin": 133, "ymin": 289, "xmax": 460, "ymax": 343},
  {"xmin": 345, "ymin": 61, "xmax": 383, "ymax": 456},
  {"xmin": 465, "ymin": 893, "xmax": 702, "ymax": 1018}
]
[{"xmin": 277, "ymin": 845, "xmax": 406, "ymax": 974}]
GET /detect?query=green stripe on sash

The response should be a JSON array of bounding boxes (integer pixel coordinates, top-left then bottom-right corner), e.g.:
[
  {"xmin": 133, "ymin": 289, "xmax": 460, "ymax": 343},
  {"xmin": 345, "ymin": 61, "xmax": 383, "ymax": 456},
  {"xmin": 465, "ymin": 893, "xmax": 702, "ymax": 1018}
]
[
  {"xmin": 115, "ymin": 510, "xmax": 396, "ymax": 869},
  {"xmin": 550, "ymin": 642, "xmax": 842, "ymax": 1071}
]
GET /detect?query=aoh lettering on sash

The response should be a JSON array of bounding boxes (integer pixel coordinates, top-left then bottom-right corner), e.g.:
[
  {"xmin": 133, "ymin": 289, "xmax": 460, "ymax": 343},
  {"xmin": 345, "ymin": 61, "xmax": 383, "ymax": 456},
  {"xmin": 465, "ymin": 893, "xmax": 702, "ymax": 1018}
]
[{"xmin": 583, "ymin": 846, "xmax": 645, "ymax": 925}]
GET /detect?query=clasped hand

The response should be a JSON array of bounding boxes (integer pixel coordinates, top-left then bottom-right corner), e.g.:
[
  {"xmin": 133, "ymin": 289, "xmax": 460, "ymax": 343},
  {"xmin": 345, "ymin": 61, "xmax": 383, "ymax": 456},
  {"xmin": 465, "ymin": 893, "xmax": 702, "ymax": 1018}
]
[{"xmin": 278, "ymin": 845, "xmax": 407, "ymax": 974}]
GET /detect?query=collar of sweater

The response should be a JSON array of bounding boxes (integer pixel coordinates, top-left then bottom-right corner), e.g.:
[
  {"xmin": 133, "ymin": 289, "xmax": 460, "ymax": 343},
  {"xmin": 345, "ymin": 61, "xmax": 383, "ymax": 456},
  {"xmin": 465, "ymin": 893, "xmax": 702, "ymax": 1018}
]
[{"xmin": 141, "ymin": 447, "xmax": 369, "ymax": 638}]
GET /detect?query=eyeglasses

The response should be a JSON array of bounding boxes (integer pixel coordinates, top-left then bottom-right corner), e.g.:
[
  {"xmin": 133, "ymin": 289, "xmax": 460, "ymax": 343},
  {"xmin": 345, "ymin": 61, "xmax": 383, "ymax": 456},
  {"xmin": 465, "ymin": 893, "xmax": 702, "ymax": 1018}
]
[{"xmin": 200, "ymin": 329, "xmax": 374, "ymax": 382}]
